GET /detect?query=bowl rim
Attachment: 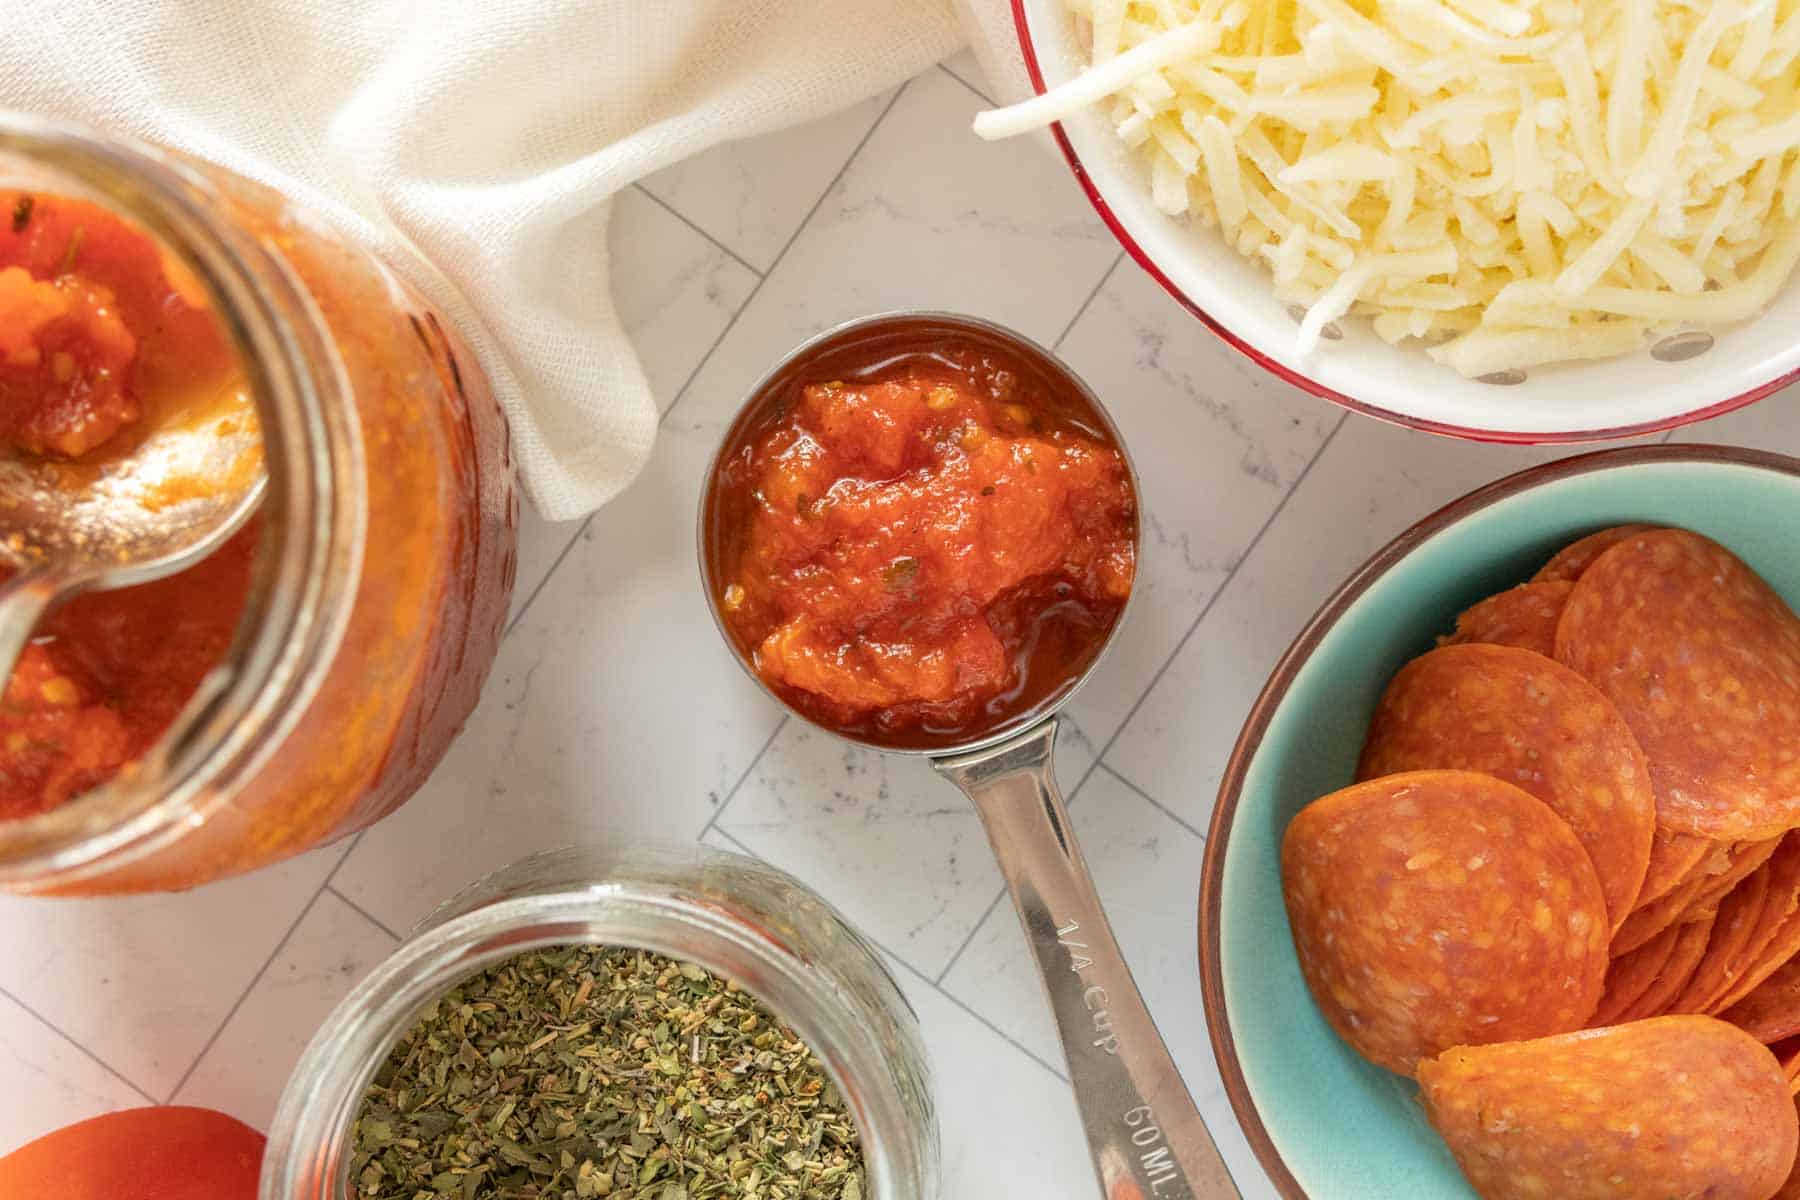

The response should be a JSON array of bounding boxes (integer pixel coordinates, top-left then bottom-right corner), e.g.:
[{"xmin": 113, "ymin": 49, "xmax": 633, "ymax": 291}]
[
  {"xmin": 1005, "ymin": 0, "xmax": 1799, "ymax": 444},
  {"xmin": 1194, "ymin": 442, "xmax": 1800, "ymax": 1200}
]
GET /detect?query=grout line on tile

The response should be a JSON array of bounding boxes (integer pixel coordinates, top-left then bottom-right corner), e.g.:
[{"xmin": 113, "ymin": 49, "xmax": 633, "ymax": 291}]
[
  {"xmin": 325, "ymin": 884, "xmax": 404, "ymax": 943},
  {"xmin": 652, "ymin": 271, "xmax": 762, "ymax": 431},
  {"xmin": 938, "ymin": 60, "xmax": 997, "ymax": 108},
  {"xmin": 163, "ymin": 890, "xmax": 327, "ymax": 1103},
  {"xmin": 698, "ymin": 714, "xmax": 789, "ymax": 841},
  {"xmin": 0, "ymin": 983, "xmax": 159, "ymax": 1105},
  {"xmin": 1096, "ymin": 760, "xmax": 1208, "ymax": 840},
  {"xmin": 1083, "ymin": 408, "xmax": 1351, "ymax": 774},
  {"xmin": 933, "ymin": 758, "xmax": 1103, "ymax": 987},
  {"xmin": 163, "ymin": 837, "xmax": 362, "ymax": 1103},
  {"xmin": 933, "ymin": 874, "xmax": 1010, "ymax": 984},
  {"xmin": 707, "ymin": 826, "xmax": 754, "ymax": 857},
  {"xmin": 658, "ymin": 81, "xmax": 912, "ymax": 431},
  {"xmin": 881, "ymin": 931, "xmax": 1071, "ymax": 1084},
  {"xmin": 937, "ymin": 409, "xmax": 1350, "ymax": 984},
  {"xmin": 754, "ymin": 80, "xmax": 912, "ymax": 282},
  {"xmin": 330, "ymin": 831, "xmax": 367, "ymax": 877},
  {"xmin": 630, "ymin": 182, "xmax": 767, "ymax": 280},
  {"xmin": 1053, "ymin": 252, "xmax": 1124, "ymax": 351},
  {"xmin": 706, "ymin": 827, "xmax": 1071, "ymax": 1084},
  {"xmin": 514, "ymin": 83, "xmax": 913, "ymax": 632},
  {"xmin": 504, "ymin": 516, "xmax": 596, "ymax": 638}
]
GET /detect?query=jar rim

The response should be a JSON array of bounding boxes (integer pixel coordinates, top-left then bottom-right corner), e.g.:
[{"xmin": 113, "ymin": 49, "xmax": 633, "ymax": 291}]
[
  {"xmin": 0, "ymin": 112, "xmax": 358, "ymax": 886},
  {"xmin": 262, "ymin": 844, "xmax": 936, "ymax": 1200}
]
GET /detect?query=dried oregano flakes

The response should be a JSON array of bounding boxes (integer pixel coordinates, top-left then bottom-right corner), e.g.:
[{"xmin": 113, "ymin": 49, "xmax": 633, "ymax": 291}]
[{"xmin": 350, "ymin": 944, "xmax": 866, "ymax": 1200}]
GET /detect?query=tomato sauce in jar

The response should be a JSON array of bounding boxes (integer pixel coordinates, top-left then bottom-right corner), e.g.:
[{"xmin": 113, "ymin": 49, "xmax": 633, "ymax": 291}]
[
  {"xmin": 0, "ymin": 120, "xmax": 517, "ymax": 894},
  {"xmin": 0, "ymin": 192, "xmax": 246, "ymax": 460},
  {"xmin": 0, "ymin": 192, "xmax": 255, "ymax": 819},
  {"xmin": 705, "ymin": 326, "xmax": 1137, "ymax": 748}
]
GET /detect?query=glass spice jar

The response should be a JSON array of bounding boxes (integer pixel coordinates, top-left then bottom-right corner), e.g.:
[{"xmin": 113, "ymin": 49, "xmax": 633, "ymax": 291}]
[
  {"xmin": 0, "ymin": 113, "xmax": 518, "ymax": 894},
  {"xmin": 263, "ymin": 844, "xmax": 940, "ymax": 1200}
]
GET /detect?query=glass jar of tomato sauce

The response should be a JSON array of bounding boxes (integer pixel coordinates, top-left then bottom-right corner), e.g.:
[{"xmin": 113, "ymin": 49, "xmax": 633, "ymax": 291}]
[{"xmin": 0, "ymin": 115, "xmax": 518, "ymax": 894}]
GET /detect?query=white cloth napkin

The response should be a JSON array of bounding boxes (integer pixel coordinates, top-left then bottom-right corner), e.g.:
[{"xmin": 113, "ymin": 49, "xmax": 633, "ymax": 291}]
[
  {"xmin": 0, "ymin": 2, "xmax": 967, "ymax": 519},
  {"xmin": 958, "ymin": 0, "xmax": 1044, "ymax": 109}
]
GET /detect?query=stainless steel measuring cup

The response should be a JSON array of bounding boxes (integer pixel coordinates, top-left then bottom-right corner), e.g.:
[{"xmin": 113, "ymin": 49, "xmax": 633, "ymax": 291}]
[{"xmin": 699, "ymin": 311, "xmax": 1239, "ymax": 1200}]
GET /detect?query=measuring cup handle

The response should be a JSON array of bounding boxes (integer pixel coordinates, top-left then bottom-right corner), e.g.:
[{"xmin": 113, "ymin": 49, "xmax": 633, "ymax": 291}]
[
  {"xmin": 936, "ymin": 721, "xmax": 1241, "ymax": 1200},
  {"xmin": 0, "ymin": 571, "xmax": 61, "ymax": 684}
]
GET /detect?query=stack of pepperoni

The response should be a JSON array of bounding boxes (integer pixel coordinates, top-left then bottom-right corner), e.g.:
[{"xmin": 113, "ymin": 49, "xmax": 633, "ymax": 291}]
[{"xmin": 1282, "ymin": 526, "xmax": 1800, "ymax": 1200}]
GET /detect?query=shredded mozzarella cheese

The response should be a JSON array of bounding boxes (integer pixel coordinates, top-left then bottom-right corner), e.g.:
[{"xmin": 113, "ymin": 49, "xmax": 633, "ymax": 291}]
[{"xmin": 976, "ymin": 0, "xmax": 1800, "ymax": 376}]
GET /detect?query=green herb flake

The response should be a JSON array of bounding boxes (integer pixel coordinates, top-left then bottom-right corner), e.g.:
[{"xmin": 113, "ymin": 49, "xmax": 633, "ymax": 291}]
[
  {"xmin": 58, "ymin": 226, "xmax": 85, "ymax": 274},
  {"xmin": 350, "ymin": 945, "xmax": 865, "ymax": 1199},
  {"xmin": 881, "ymin": 557, "xmax": 920, "ymax": 593}
]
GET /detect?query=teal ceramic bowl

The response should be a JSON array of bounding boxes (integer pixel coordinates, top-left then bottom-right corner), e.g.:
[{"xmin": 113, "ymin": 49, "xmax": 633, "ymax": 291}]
[{"xmin": 1198, "ymin": 443, "xmax": 1800, "ymax": 1199}]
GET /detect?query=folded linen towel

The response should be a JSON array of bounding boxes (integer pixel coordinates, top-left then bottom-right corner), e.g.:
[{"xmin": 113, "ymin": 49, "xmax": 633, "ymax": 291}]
[{"xmin": 0, "ymin": 2, "xmax": 964, "ymax": 518}]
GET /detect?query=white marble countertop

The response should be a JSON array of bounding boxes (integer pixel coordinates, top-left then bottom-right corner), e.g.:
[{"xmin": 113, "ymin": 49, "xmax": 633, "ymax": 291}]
[{"xmin": 2, "ymin": 53, "xmax": 1796, "ymax": 1197}]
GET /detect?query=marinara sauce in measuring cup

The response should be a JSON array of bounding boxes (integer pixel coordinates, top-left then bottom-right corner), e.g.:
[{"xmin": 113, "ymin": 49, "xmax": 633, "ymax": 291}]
[{"xmin": 704, "ymin": 319, "xmax": 1136, "ymax": 748}]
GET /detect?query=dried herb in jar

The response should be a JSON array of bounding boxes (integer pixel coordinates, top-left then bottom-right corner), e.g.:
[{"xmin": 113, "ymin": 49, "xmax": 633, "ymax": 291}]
[{"xmin": 350, "ymin": 944, "xmax": 865, "ymax": 1200}]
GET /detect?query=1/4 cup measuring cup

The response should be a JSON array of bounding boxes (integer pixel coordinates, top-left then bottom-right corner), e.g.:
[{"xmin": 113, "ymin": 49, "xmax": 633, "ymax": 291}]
[{"xmin": 699, "ymin": 311, "xmax": 1240, "ymax": 1200}]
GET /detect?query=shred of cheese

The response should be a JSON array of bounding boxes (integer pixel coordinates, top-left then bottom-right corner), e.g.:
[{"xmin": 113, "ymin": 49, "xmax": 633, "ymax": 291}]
[{"xmin": 975, "ymin": 0, "xmax": 1800, "ymax": 376}]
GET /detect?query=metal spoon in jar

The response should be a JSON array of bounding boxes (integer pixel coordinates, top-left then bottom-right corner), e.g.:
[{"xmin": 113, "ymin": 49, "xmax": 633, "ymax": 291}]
[
  {"xmin": 700, "ymin": 312, "xmax": 1240, "ymax": 1200},
  {"xmin": 0, "ymin": 427, "xmax": 264, "ymax": 682}
]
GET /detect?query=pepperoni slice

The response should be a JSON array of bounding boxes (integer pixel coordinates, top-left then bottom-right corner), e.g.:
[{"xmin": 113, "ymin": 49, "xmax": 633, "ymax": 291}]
[
  {"xmin": 1724, "ymin": 958, "xmax": 1800, "ymax": 1045},
  {"xmin": 1613, "ymin": 861, "xmax": 1713, "ymax": 956},
  {"xmin": 1717, "ymin": 899, "xmax": 1800, "ymax": 1017},
  {"xmin": 1418, "ymin": 1017, "xmax": 1796, "ymax": 1200},
  {"xmin": 1713, "ymin": 840, "xmax": 1800, "ymax": 1013},
  {"xmin": 1358, "ymin": 644, "xmax": 1654, "ymax": 930},
  {"xmin": 1531, "ymin": 523, "xmax": 1662, "ymax": 584},
  {"xmin": 1637, "ymin": 829, "xmax": 1714, "ymax": 907},
  {"xmin": 1713, "ymin": 845, "xmax": 1800, "ymax": 1014},
  {"xmin": 1619, "ymin": 838, "xmax": 1788, "ymax": 961},
  {"xmin": 1671, "ymin": 864, "xmax": 1772, "ymax": 1013},
  {"xmin": 1618, "ymin": 913, "xmax": 1715, "ymax": 1021},
  {"xmin": 1555, "ymin": 529, "xmax": 1800, "ymax": 840},
  {"xmin": 1779, "ymin": 1038, "xmax": 1800, "ymax": 1096},
  {"xmin": 1777, "ymin": 1093, "xmax": 1800, "ymax": 1198},
  {"xmin": 1697, "ymin": 837, "xmax": 1784, "ymax": 906},
  {"xmin": 1440, "ymin": 581, "xmax": 1573, "ymax": 658},
  {"xmin": 1591, "ymin": 923, "xmax": 1681, "ymax": 1027},
  {"xmin": 1282, "ymin": 770, "xmax": 1609, "ymax": 1074}
]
